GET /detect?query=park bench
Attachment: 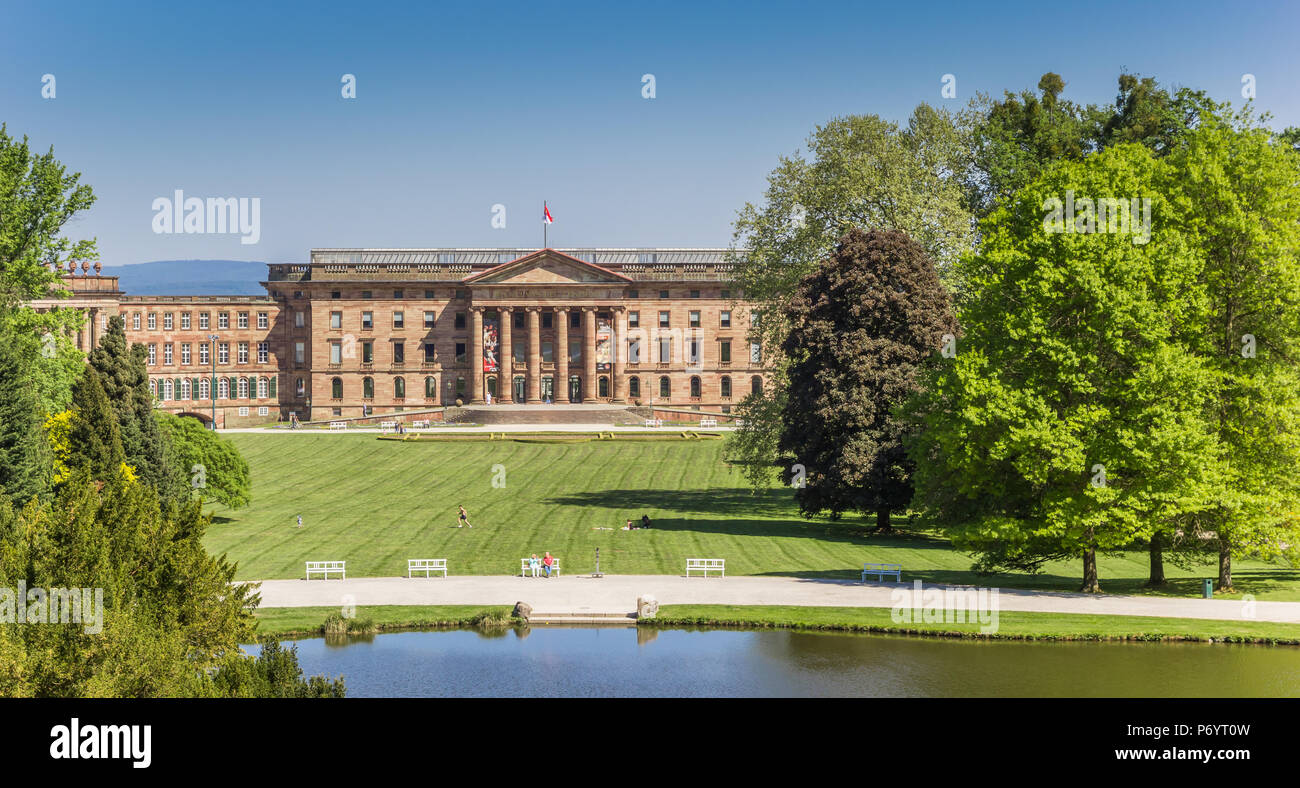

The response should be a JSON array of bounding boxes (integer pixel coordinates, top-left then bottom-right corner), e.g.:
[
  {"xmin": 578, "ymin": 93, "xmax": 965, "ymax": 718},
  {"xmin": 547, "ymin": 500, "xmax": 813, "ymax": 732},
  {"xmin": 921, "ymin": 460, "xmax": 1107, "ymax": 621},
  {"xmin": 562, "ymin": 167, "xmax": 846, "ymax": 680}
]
[
  {"xmin": 329, "ymin": 421, "xmax": 347, "ymax": 431},
  {"xmin": 699, "ymin": 418, "xmax": 717, "ymax": 428},
  {"xmin": 734, "ymin": 419, "xmax": 745, "ymax": 427},
  {"xmin": 861, "ymin": 563, "xmax": 902, "ymax": 583},
  {"xmin": 686, "ymin": 558, "xmax": 725, "ymax": 577},
  {"xmin": 520, "ymin": 558, "xmax": 561, "ymax": 577},
  {"xmin": 407, "ymin": 558, "xmax": 448, "ymax": 578},
  {"xmin": 644, "ymin": 419, "xmax": 663, "ymax": 428},
  {"xmin": 379, "ymin": 421, "xmax": 397, "ymax": 433},
  {"xmin": 306, "ymin": 560, "xmax": 346, "ymax": 580},
  {"xmin": 411, "ymin": 419, "xmax": 431, "ymax": 428}
]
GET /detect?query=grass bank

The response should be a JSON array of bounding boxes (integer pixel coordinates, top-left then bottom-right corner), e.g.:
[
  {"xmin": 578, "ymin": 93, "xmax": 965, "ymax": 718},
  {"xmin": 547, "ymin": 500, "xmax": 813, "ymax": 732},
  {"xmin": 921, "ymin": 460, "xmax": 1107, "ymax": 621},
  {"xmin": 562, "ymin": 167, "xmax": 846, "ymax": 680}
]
[
  {"xmin": 646, "ymin": 605, "xmax": 1300, "ymax": 645},
  {"xmin": 254, "ymin": 605, "xmax": 514, "ymax": 638}
]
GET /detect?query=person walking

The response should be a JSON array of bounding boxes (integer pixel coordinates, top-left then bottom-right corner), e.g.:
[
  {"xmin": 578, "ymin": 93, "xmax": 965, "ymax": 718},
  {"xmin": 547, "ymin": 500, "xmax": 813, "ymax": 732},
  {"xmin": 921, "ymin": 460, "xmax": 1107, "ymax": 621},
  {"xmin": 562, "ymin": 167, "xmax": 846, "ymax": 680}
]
[
  {"xmin": 457, "ymin": 505, "xmax": 472, "ymax": 528},
  {"xmin": 296, "ymin": 514, "xmax": 303, "ymax": 529}
]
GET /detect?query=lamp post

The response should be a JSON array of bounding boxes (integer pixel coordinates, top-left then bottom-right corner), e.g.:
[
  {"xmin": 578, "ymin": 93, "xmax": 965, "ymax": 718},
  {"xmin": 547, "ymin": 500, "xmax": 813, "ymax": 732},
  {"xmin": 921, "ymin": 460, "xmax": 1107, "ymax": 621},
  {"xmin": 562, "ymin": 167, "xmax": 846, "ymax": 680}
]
[{"xmin": 209, "ymin": 334, "xmax": 219, "ymax": 430}]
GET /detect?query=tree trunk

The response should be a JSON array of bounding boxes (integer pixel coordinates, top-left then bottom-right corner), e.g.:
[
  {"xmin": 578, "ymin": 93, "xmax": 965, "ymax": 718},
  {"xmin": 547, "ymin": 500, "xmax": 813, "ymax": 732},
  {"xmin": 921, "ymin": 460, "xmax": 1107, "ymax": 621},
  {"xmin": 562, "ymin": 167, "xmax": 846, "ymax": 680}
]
[
  {"xmin": 1217, "ymin": 543, "xmax": 1233, "ymax": 593},
  {"xmin": 1146, "ymin": 532, "xmax": 1166, "ymax": 587},
  {"xmin": 873, "ymin": 507, "xmax": 893, "ymax": 534},
  {"xmin": 1080, "ymin": 536, "xmax": 1099, "ymax": 593}
]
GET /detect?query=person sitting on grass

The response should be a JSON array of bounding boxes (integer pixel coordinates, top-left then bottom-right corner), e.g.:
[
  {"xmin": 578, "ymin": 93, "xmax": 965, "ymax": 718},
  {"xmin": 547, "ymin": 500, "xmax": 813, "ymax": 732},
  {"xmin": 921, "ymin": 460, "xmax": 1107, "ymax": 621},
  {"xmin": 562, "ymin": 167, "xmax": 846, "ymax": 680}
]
[
  {"xmin": 542, "ymin": 552, "xmax": 555, "ymax": 578},
  {"xmin": 529, "ymin": 554, "xmax": 541, "ymax": 577}
]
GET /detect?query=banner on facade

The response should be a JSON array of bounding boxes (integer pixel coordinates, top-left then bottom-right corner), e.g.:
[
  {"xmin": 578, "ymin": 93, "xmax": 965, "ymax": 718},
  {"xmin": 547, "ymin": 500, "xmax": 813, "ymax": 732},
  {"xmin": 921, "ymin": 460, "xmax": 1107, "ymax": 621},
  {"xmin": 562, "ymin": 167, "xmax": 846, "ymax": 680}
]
[
  {"xmin": 483, "ymin": 317, "xmax": 499, "ymax": 373},
  {"xmin": 596, "ymin": 316, "xmax": 611, "ymax": 372}
]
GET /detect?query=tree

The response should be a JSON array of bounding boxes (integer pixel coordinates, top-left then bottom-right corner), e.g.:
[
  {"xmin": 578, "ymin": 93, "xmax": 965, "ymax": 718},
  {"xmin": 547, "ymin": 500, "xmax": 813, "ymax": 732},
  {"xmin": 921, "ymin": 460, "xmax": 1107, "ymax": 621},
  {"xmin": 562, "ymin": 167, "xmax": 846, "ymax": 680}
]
[
  {"xmin": 1164, "ymin": 107, "xmax": 1300, "ymax": 591},
  {"xmin": 726, "ymin": 105, "xmax": 976, "ymax": 489},
  {"xmin": 780, "ymin": 228, "xmax": 955, "ymax": 532},
  {"xmin": 157, "ymin": 412, "xmax": 252, "ymax": 509},
  {"xmin": 906, "ymin": 144, "xmax": 1220, "ymax": 592},
  {"xmin": 0, "ymin": 338, "xmax": 52, "ymax": 504},
  {"xmin": 66, "ymin": 366, "xmax": 125, "ymax": 482},
  {"xmin": 209, "ymin": 638, "xmax": 345, "ymax": 698}
]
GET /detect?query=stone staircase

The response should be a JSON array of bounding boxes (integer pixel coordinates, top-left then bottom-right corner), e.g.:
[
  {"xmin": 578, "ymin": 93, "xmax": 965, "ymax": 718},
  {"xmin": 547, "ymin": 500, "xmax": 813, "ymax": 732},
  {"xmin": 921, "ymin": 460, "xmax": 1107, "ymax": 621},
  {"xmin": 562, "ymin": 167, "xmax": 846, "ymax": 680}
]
[
  {"xmin": 527, "ymin": 611, "xmax": 638, "ymax": 626},
  {"xmin": 448, "ymin": 405, "xmax": 649, "ymax": 425}
]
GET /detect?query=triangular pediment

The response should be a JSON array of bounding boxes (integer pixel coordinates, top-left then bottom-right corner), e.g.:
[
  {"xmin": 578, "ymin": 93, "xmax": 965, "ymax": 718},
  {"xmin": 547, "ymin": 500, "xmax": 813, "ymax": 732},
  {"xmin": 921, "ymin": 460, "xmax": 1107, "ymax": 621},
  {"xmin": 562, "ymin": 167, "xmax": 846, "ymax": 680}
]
[{"xmin": 463, "ymin": 249, "xmax": 632, "ymax": 286}]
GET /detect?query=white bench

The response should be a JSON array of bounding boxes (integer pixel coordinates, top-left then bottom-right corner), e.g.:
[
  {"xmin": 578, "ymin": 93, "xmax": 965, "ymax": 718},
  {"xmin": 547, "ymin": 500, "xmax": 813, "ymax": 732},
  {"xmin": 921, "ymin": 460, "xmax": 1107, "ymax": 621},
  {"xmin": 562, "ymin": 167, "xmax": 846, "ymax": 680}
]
[
  {"xmin": 407, "ymin": 558, "xmax": 447, "ymax": 578},
  {"xmin": 862, "ymin": 563, "xmax": 902, "ymax": 582},
  {"xmin": 686, "ymin": 558, "xmax": 725, "ymax": 577},
  {"xmin": 734, "ymin": 419, "xmax": 745, "ymax": 427},
  {"xmin": 520, "ymin": 558, "xmax": 561, "ymax": 577},
  {"xmin": 328, "ymin": 421, "xmax": 347, "ymax": 431},
  {"xmin": 411, "ymin": 419, "xmax": 431, "ymax": 428},
  {"xmin": 306, "ymin": 560, "xmax": 346, "ymax": 580},
  {"xmin": 700, "ymin": 418, "xmax": 717, "ymax": 428},
  {"xmin": 644, "ymin": 419, "xmax": 663, "ymax": 428},
  {"xmin": 379, "ymin": 421, "xmax": 397, "ymax": 433}
]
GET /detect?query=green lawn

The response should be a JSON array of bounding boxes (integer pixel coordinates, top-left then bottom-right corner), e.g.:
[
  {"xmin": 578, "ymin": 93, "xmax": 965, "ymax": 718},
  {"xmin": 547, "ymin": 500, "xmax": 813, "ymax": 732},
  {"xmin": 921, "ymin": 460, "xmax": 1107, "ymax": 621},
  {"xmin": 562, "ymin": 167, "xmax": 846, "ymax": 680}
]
[{"xmin": 207, "ymin": 434, "xmax": 1300, "ymax": 599}]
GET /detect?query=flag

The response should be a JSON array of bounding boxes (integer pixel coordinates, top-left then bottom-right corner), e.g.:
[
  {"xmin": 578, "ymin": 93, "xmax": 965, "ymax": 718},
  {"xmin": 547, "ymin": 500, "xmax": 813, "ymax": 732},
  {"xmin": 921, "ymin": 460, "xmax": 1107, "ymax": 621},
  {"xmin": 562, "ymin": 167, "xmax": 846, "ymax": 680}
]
[{"xmin": 543, "ymin": 205, "xmax": 554, "ymax": 224}]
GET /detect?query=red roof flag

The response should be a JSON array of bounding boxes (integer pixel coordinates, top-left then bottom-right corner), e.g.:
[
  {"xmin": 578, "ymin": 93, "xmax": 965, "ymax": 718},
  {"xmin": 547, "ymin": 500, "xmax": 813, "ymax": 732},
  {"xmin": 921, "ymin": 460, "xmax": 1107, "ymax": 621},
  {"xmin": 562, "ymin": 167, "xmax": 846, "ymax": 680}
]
[{"xmin": 543, "ymin": 205, "xmax": 554, "ymax": 224}]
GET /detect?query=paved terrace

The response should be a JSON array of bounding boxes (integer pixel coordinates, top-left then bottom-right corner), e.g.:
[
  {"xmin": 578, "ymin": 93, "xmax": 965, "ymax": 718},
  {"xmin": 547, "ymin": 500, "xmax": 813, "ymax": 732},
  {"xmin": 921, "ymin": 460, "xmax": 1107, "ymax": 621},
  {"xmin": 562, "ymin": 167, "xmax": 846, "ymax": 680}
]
[{"xmin": 248, "ymin": 574, "xmax": 1300, "ymax": 623}]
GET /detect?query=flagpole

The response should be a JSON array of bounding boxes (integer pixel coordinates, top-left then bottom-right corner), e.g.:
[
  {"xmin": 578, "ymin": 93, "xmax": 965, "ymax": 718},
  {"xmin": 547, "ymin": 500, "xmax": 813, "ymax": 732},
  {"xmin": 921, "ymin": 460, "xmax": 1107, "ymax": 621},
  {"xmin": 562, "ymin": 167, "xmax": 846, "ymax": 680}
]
[{"xmin": 543, "ymin": 200, "xmax": 548, "ymax": 248}]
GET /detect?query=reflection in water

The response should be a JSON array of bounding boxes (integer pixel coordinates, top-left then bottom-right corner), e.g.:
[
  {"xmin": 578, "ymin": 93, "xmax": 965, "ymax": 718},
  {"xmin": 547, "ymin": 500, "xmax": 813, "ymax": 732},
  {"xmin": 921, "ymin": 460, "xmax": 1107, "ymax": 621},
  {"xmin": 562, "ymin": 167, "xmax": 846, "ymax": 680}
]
[{"xmin": 247, "ymin": 627, "xmax": 1300, "ymax": 698}]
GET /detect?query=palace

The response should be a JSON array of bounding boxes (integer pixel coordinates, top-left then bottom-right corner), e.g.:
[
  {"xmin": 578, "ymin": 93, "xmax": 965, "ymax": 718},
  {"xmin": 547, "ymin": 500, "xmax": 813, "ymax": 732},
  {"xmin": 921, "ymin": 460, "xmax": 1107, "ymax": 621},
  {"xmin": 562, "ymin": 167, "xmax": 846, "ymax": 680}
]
[{"xmin": 34, "ymin": 248, "xmax": 764, "ymax": 427}]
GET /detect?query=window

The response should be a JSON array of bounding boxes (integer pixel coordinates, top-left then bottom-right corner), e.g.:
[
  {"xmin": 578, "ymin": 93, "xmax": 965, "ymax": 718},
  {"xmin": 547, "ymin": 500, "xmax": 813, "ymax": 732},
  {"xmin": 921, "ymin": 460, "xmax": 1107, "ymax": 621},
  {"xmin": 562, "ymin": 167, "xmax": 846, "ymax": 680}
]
[
  {"xmin": 199, "ymin": 378, "xmax": 210, "ymax": 399},
  {"xmin": 424, "ymin": 342, "xmax": 436, "ymax": 362},
  {"xmin": 394, "ymin": 289, "xmax": 404, "ymax": 299},
  {"xmin": 394, "ymin": 377, "xmax": 405, "ymax": 398},
  {"xmin": 659, "ymin": 376, "xmax": 670, "ymax": 398},
  {"xmin": 294, "ymin": 290, "xmax": 303, "ymax": 299},
  {"xmin": 455, "ymin": 289, "xmax": 467, "ymax": 299},
  {"xmin": 294, "ymin": 342, "xmax": 305, "ymax": 364},
  {"xmin": 164, "ymin": 344, "xmax": 173, "ymax": 364},
  {"xmin": 218, "ymin": 378, "xmax": 229, "ymax": 399},
  {"xmin": 332, "ymin": 378, "xmax": 343, "ymax": 398},
  {"xmin": 295, "ymin": 311, "xmax": 305, "ymax": 328},
  {"xmin": 441, "ymin": 253, "xmax": 457, "ymax": 265},
  {"xmin": 164, "ymin": 379, "xmax": 173, "ymax": 400},
  {"xmin": 148, "ymin": 313, "xmax": 157, "ymax": 330},
  {"xmin": 455, "ymin": 343, "xmax": 467, "ymax": 363},
  {"xmin": 199, "ymin": 312, "xmax": 209, "ymax": 329},
  {"xmin": 362, "ymin": 341, "xmax": 374, "ymax": 364},
  {"xmin": 362, "ymin": 311, "xmax": 373, "ymax": 330},
  {"xmin": 331, "ymin": 311, "xmax": 342, "ymax": 329},
  {"xmin": 257, "ymin": 312, "xmax": 268, "ymax": 329},
  {"xmin": 720, "ymin": 310, "xmax": 731, "ymax": 328},
  {"xmin": 513, "ymin": 311, "xmax": 525, "ymax": 330},
  {"xmin": 296, "ymin": 378, "xmax": 305, "ymax": 397},
  {"xmin": 269, "ymin": 377, "xmax": 276, "ymax": 398},
  {"xmin": 238, "ymin": 378, "xmax": 249, "ymax": 398},
  {"xmin": 659, "ymin": 311, "xmax": 670, "ymax": 328},
  {"xmin": 750, "ymin": 342, "xmax": 762, "ymax": 364},
  {"xmin": 570, "ymin": 311, "xmax": 581, "ymax": 329},
  {"xmin": 424, "ymin": 311, "xmax": 435, "ymax": 329},
  {"xmin": 629, "ymin": 377, "xmax": 640, "ymax": 398},
  {"xmin": 752, "ymin": 375, "xmax": 762, "ymax": 395},
  {"xmin": 238, "ymin": 407, "xmax": 248, "ymax": 417},
  {"xmin": 181, "ymin": 312, "xmax": 191, "ymax": 329},
  {"xmin": 690, "ymin": 290, "xmax": 700, "ymax": 299},
  {"xmin": 628, "ymin": 338, "xmax": 641, "ymax": 364},
  {"xmin": 689, "ymin": 311, "xmax": 700, "ymax": 328},
  {"xmin": 181, "ymin": 343, "xmax": 191, "ymax": 365},
  {"xmin": 163, "ymin": 313, "xmax": 173, "ymax": 330},
  {"xmin": 454, "ymin": 312, "xmax": 466, "ymax": 330},
  {"xmin": 393, "ymin": 342, "xmax": 405, "ymax": 363},
  {"xmin": 238, "ymin": 342, "xmax": 249, "ymax": 364},
  {"xmin": 393, "ymin": 311, "xmax": 404, "ymax": 329},
  {"xmin": 565, "ymin": 340, "xmax": 580, "ymax": 364},
  {"xmin": 257, "ymin": 378, "xmax": 268, "ymax": 398},
  {"xmin": 542, "ymin": 312, "xmax": 553, "ymax": 329},
  {"xmin": 332, "ymin": 290, "xmax": 341, "ymax": 299},
  {"xmin": 199, "ymin": 343, "xmax": 209, "ymax": 365},
  {"xmin": 659, "ymin": 337, "xmax": 671, "ymax": 363},
  {"xmin": 258, "ymin": 342, "xmax": 269, "ymax": 363},
  {"xmin": 132, "ymin": 313, "xmax": 141, "ymax": 330},
  {"xmin": 149, "ymin": 379, "xmax": 156, "ymax": 398},
  {"xmin": 424, "ymin": 289, "xmax": 436, "ymax": 299},
  {"xmin": 542, "ymin": 342, "xmax": 553, "ymax": 363},
  {"xmin": 639, "ymin": 253, "xmax": 657, "ymax": 264},
  {"xmin": 628, "ymin": 289, "xmax": 639, "ymax": 299},
  {"xmin": 721, "ymin": 289, "xmax": 731, "ymax": 299},
  {"xmin": 628, "ymin": 311, "xmax": 639, "ymax": 328},
  {"xmin": 721, "ymin": 341, "xmax": 731, "ymax": 363},
  {"xmin": 425, "ymin": 377, "xmax": 437, "ymax": 398},
  {"xmin": 599, "ymin": 376, "xmax": 609, "ymax": 397},
  {"xmin": 238, "ymin": 312, "xmax": 249, "ymax": 329},
  {"xmin": 362, "ymin": 377, "xmax": 374, "ymax": 398},
  {"xmin": 361, "ymin": 290, "xmax": 372, "ymax": 299},
  {"xmin": 218, "ymin": 312, "xmax": 229, "ymax": 329},
  {"xmin": 330, "ymin": 342, "xmax": 342, "ymax": 364},
  {"xmin": 687, "ymin": 340, "xmax": 700, "ymax": 364},
  {"xmin": 658, "ymin": 290, "xmax": 669, "ymax": 299},
  {"xmin": 690, "ymin": 376, "xmax": 701, "ymax": 397},
  {"xmin": 218, "ymin": 342, "xmax": 229, "ymax": 364},
  {"xmin": 721, "ymin": 376, "xmax": 732, "ymax": 398},
  {"xmin": 513, "ymin": 344, "xmax": 525, "ymax": 363},
  {"xmin": 147, "ymin": 343, "xmax": 157, "ymax": 365},
  {"xmin": 258, "ymin": 406, "xmax": 268, "ymax": 416}
]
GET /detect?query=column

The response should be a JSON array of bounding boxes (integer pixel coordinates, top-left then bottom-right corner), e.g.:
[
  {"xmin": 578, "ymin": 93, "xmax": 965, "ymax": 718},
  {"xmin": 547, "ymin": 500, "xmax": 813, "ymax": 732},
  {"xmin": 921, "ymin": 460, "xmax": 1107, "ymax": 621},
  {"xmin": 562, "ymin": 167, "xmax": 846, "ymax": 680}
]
[
  {"xmin": 555, "ymin": 307, "xmax": 569, "ymax": 403},
  {"xmin": 583, "ymin": 306, "xmax": 597, "ymax": 402},
  {"xmin": 611, "ymin": 306, "xmax": 627, "ymax": 403},
  {"xmin": 88, "ymin": 307, "xmax": 98, "ymax": 351},
  {"xmin": 499, "ymin": 307, "xmax": 513, "ymax": 403},
  {"xmin": 527, "ymin": 307, "xmax": 541, "ymax": 403},
  {"xmin": 470, "ymin": 307, "xmax": 484, "ymax": 404}
]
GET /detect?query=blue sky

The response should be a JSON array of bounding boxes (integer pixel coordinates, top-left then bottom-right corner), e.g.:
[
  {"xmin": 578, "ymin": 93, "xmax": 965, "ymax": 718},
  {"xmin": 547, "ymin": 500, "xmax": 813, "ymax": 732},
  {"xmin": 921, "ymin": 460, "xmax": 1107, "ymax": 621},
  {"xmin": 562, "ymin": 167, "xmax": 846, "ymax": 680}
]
[{"xmin": 2, "ymin": 0, "xmax": 1297, "ymax": 265}]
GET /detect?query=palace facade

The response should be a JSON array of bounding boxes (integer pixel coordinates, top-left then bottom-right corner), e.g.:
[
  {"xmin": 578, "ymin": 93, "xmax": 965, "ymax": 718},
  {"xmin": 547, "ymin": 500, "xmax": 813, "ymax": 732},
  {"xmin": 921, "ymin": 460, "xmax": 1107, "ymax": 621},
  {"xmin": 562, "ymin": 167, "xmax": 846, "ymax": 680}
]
[{"xmin": 38, "ymin": 248, "xmax": 764, "ymax": 426}]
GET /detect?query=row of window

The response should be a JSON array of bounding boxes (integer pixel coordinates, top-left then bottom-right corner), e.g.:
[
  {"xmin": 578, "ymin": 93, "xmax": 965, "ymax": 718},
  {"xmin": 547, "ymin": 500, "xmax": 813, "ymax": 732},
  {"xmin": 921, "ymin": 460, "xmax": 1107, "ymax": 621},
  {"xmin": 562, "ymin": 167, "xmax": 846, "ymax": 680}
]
[
  {"xmin": 146, "ymin": 341, "xmax": 270, "ymax": 365},
  {"xmin": 150, "ymin": 376, "xmax": 277, "ymax": 401},
  {"xmin": 321, "ymin": 307, "xmax": 747, "ymax": 332},
  {"xmin": 324, "ymin": 336, "xmax": 762, "ymax": 366},
  {"xmin": 131, "ymin": 311, "xmax": 269, "ymax": 331},
  {"xmin": 310, "ymin": 286, "xmax": 737, "ymax": 301},
  {"xmin": 328, "ymin": 374, "xmax": 763, "ymax": 400}
]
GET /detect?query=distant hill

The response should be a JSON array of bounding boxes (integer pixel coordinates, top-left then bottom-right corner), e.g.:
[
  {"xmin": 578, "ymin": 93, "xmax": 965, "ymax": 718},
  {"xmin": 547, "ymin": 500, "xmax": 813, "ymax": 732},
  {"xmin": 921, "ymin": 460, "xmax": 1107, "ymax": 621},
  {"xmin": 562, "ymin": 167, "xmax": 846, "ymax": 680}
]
[{"xmin": 102, "ymin": 260, "xmax": 271, "ymax": 296}]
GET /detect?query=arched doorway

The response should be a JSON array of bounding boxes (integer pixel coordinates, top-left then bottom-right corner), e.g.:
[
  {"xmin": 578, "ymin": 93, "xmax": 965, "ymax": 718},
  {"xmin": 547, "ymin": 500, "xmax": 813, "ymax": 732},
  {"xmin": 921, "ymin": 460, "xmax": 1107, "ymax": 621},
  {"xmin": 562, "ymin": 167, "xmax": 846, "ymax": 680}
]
[
  {"xmin": 486, "ymin": 376, "xmax": 497, "ymax": 400},
  {"xmin": 541, "ymin": 375, "xmax": 554, "ymax": 402},
  {"xmin": 513, "ymin": 376, "xmax": 526, "ymax": 403},
  {"xmin": 568, "ymin": 376, "xmax": 582, "ymax": 403},
  {"xmin": 598, "ymin": 376, "xmax": 609, "ymax": 398}
]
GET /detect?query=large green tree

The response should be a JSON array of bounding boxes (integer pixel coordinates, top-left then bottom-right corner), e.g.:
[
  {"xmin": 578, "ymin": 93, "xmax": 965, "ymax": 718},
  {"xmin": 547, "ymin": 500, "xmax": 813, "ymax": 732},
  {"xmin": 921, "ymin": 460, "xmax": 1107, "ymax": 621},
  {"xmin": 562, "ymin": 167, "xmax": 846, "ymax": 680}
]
[
  {"xmin": 157, "ymin": 412, "xmax": 252, "ymax": 509},
  {"xmin": 0, "ymin": 338, "xmax": 53, "ymax": 504},
  {"xmin": 780, "ymin": 228, "xmax": 955, "ymax": 532}
]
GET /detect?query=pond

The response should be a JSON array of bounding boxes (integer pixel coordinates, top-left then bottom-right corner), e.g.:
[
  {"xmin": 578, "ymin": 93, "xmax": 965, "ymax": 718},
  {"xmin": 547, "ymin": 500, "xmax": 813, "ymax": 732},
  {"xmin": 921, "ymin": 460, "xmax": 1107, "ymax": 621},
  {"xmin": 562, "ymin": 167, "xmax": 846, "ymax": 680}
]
[{"xmin": 245, "ymin": 626, "xmax": 1300, "ymax": 697}]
